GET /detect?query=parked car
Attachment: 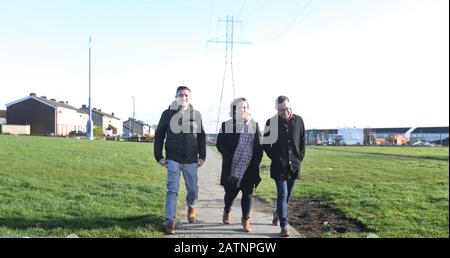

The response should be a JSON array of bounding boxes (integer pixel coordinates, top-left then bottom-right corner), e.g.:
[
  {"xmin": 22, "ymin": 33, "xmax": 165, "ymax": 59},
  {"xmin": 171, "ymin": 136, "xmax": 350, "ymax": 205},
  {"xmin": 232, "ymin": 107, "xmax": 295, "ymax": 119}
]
[
  {"xmin": 105, "ymin": 135, "xmax": 120, "ymax": 141},
  {"xmin": 68, "ymin": 131, "xmax": 87, "ymax": 137}
]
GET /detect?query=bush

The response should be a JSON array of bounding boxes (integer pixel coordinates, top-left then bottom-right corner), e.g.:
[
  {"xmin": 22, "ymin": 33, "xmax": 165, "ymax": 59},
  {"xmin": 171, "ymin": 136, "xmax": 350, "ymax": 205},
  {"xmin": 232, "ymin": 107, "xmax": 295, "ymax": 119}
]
[{"xmin": 93, "ymin": 126, "xmax": 103, "ymax": 137}]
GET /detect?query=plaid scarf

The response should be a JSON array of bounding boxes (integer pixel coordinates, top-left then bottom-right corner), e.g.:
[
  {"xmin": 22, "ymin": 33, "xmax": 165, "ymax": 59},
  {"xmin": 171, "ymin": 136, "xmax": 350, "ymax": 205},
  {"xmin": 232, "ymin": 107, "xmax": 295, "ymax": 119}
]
[{"xmin": 229, "ymin": 122, "xmax": 255, "ymax": 187}]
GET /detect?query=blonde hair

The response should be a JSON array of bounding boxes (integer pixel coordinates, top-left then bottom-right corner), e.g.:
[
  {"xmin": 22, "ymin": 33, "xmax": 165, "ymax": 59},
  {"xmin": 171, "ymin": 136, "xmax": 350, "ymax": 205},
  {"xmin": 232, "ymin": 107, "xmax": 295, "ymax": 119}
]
[{"xmin": 229, "ymin": 97, "xmax": 249, "ymax": 117}]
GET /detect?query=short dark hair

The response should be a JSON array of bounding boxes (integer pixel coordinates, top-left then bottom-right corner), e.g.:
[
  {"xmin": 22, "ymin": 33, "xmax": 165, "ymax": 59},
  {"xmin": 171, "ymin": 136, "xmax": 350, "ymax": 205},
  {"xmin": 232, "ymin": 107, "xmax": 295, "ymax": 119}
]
[
  {"xmin": 175, "ymin": 86, "xmax": 191, "ymax": 97},
  {"xmin": 276, "ymin": 96, "xmax": 290, "ymax": 104}
]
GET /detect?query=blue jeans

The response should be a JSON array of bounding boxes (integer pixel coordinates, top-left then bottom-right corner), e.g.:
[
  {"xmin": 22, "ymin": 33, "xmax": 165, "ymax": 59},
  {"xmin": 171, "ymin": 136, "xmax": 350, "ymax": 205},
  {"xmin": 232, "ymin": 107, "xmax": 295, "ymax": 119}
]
[
  {"xmin": 275, "ymin": 179, "xmax": 296, "ymax": 228},
  {"xmin": 165, "ymin": 160, "xmax": 199, "ymax": 224}
]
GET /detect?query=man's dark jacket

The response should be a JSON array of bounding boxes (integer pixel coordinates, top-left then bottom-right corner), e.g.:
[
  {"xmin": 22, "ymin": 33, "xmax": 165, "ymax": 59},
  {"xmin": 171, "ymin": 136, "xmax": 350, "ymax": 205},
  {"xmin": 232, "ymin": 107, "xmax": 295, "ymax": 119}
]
[
  {"xmin": 154, "ymin": 104, "xmax": 206, "ymax": 164},
  {"xmin": 216, "ymin": 119, "xmax": 263, "ymax": 189},
  {"xmin": 263, "ymin": 114, "xmax": 306, "ymax": 180}
]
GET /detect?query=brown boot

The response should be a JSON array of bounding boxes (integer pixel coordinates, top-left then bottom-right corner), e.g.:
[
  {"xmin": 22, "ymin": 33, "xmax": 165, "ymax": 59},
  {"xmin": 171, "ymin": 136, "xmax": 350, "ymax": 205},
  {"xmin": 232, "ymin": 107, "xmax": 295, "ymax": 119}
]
[
  {"xmin": 164, "ymin": 221, "xmax": 176, "ymax": 235},
  {"xmin": 280, "ymin": 227, "xmax": 289, "ymax": 237},
  {"xmin": 241, "ymin": 218, "xmax": 251, "ymax": 233},
  {"xmin": 223, "ymin": 210, "xmax": 231, "ymax": 224},
  {"xmin": 187, "ymin": 207, "xmax": 196, "ymax": 223}
]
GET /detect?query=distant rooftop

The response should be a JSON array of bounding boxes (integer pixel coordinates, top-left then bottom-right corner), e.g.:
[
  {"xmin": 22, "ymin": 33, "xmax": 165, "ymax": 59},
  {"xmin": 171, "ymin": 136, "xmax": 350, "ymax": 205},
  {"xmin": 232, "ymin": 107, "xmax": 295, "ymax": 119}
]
[
  {"xmin": 6, "ymin": 92, "xmax": 79, "ymax": 111},
  {"xmin": 79, "ymin": 105, "xmax": 120, "ymax": 120}
]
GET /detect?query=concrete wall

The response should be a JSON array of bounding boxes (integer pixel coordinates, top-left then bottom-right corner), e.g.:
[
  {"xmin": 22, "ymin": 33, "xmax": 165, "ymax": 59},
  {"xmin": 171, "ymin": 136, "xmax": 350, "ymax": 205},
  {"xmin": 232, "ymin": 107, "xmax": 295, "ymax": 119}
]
[{"xmin": 0, "ymin": 125, "xmax": 31, "ymax": 135}]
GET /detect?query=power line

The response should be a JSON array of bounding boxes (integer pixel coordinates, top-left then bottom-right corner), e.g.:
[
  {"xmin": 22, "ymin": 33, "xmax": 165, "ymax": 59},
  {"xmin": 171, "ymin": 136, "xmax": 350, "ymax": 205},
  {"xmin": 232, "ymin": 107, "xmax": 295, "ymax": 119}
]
[
  {"xmin": 270, "ymin": 0, "xmax": 314, "ymax": 41},
  {"xmin": 217, "ymin": 0, "xmax": 225, "ymax": 24},
  {"xmin": 234, "ymin": 0, "xmax": 259, "ymax": 38},
  {"xmin": 270, "ymin": 0, "xmax": 306, "ymax": 36},
  {"xmin": 207, "ymin": 0, "xmax": 214, "ymax": 40},
  {"xmin": 279, "ymin": 0, "xmax": 314, "ymax": 36},
  {"xmin": 237, "ymin": 0, "xmax": 246, "ymax": 20},
  {"xmin": 240, "ymin": 0, "xmax": 259, "ymax": 28},
  {"xmin": 216, "ymin": 57, "xmax": 227, "ymax": 134}
]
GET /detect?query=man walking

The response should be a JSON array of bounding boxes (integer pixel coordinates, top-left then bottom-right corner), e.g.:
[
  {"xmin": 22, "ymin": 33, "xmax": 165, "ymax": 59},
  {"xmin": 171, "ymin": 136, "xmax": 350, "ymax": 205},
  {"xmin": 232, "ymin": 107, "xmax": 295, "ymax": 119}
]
[
  {"xmin": 263, "ymin": 96, "xmax": 306, "ymax": 237},
  {"xmin": 154, "ymin": 86, "xmax": 206, "ymax": 235}
]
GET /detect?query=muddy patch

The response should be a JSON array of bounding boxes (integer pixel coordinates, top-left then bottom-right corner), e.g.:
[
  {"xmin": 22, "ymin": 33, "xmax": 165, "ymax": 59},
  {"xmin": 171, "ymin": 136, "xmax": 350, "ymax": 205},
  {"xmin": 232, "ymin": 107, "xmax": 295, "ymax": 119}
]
[{"xmin": 288, "ymin": 196, "xmax": 369, "ymax": 238}]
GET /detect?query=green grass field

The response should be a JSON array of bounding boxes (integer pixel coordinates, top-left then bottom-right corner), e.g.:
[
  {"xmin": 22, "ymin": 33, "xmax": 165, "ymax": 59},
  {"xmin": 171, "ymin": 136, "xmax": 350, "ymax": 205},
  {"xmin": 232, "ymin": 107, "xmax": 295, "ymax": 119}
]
[
  {"xmin": 311, "ymin": 146, "xmax": 449, "ymax": 160},
  {"xmin": 0, "ymin": 135, "xmax": 167, "ymax": 237},
  {"xmin": 1, "ymin": 135, "xmax": 448, "ymax": 238},
  {"xmin": 254, "ymin": 147, "xmax": 449, "ymax": 238}
]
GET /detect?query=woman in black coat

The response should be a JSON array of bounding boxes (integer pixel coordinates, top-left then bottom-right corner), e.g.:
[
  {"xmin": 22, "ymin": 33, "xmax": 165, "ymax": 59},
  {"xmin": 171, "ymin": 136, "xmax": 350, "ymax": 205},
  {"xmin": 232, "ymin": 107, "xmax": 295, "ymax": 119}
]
[{"xmin": 216, "ymin": 98, "xmax": 263, "ymax": 232}]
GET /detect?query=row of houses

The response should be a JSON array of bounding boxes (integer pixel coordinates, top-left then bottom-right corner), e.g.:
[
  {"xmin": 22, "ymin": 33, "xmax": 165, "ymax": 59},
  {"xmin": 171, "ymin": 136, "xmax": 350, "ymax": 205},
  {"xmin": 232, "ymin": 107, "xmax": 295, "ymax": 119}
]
[
  {"xmin": 307, "ymin": 127, "xmax": 449, "ymax": 146},
  {"xmin": 123, "ymin": 118, "xmax": 155, "ymax": 137},
  {"xmin": 0, "ymin": 93, "xmax": 154, "ymax": 138},
  {"xmin": 2, "ymin": 93, "xmax": 447, "ymax": 144}
]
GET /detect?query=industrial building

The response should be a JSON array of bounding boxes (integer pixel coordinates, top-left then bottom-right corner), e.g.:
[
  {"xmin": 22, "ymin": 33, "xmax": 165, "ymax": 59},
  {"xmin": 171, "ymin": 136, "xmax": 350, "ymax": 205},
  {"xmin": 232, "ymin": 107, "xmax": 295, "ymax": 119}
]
[{"xmin": 307, "ymin": 127, "xmax": 449, "ymax": 146}]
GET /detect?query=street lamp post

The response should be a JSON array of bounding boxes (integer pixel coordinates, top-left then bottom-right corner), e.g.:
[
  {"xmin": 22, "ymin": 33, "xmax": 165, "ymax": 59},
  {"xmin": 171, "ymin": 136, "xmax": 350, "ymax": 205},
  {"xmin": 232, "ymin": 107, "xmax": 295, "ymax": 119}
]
[
  {"xmin": 131, "ymin": 96, "xmax": 136, "ymax": 136},
  {"xmin": 86, "ymin": 37, "xmax": 94, "ymax": 140}
]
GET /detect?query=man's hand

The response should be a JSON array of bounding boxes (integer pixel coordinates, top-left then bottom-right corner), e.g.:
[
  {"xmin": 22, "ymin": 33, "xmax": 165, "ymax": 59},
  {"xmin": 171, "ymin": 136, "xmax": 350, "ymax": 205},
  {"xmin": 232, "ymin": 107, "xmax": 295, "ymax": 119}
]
[
  {"xmin": 159, "ymin": 159, "xmax": 167, "ymax": 167},
  {"xmin": 197, "ymin": 159, "xmax": 205, "ymax": 167}
]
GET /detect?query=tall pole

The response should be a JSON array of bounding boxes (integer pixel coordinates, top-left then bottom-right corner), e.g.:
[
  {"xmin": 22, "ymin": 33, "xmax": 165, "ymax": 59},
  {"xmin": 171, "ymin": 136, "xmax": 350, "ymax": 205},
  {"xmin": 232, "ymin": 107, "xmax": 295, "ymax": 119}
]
[
  {"xmin": 131, "ymin": 96, "xmax": 135, "ymax": 136},
  {"xmin": 230, "ymin": 16, "xmax": 235, "ymax": 99},
  {"xmin": 86, "ymin": 37, "xmax": 94, "ymax": 140}
]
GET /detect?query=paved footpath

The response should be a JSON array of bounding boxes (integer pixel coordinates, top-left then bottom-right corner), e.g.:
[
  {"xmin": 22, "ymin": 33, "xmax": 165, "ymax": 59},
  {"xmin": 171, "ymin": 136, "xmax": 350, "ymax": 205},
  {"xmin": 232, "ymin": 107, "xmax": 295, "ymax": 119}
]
[{"xmin": 167, "ymin": 147, "xmax": 303, "ymax": 238}]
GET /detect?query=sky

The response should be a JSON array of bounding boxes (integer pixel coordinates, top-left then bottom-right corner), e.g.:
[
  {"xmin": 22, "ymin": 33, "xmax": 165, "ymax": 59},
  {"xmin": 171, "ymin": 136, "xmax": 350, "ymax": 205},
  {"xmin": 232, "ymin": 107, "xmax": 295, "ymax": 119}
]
[{"xmin": 0, "ymin": 0, "xmax": 448, "ymax": 133}]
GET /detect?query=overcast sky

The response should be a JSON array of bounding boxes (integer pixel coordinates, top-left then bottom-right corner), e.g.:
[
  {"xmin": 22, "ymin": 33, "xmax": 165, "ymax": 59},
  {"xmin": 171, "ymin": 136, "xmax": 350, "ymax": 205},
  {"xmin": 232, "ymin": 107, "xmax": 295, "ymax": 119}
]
[{"xmin": 0, "ymin": 0, "xmax": 448, "ymax": 133}]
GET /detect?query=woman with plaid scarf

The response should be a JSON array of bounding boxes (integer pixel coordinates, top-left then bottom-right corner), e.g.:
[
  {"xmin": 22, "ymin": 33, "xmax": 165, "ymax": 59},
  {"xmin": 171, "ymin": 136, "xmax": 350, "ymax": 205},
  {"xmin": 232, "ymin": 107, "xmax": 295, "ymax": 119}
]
[{"xmin": 216, "ymin": 98, "xmax": 263, "ymax": 233}]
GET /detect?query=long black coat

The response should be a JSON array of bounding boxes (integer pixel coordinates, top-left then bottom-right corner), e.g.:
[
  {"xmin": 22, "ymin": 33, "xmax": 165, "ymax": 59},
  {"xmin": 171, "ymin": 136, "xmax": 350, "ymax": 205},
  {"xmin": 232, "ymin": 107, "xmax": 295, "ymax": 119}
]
[
  {"xmin": 263, "ymin": 114, "xmax": 306, "ymax": 180},
  {"xmin": 216, "ymin": 119, "xmax": 264, "ymax": 189}
]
